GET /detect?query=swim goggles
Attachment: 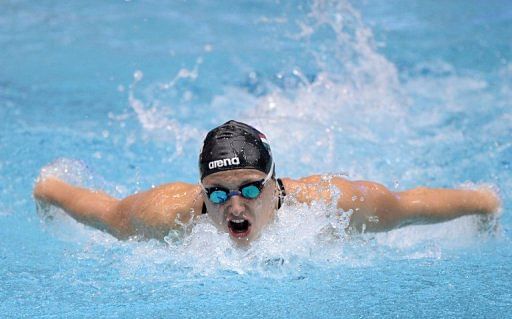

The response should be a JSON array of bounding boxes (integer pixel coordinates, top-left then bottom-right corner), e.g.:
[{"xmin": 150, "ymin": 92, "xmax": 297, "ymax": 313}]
[{"xmin": 200, "ymin": 161, "xmax": 274, "ymax": 204}]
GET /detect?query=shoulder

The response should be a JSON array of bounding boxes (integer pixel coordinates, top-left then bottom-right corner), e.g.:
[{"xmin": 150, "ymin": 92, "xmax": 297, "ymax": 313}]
[
  {"xmin": 280, "ymin": 175, "xmax": 357, "ymax": 204},
  {"xmin": 140, "ymin": 182, "xmax": 203, "ymax": 215},
  {"xmin": 281, "ymin": 175, "xmax": 353, "ymax": 191},
  {"xmin": 147, "ymin": 182, "xmax": 202, "ymax": 199},
  {"xmin": 280, "ymin": 175, "xmax": 390, "ymax": 206},
  {"xmin": 118, "ymin": 182, "xmax": 204, "ymax": 233}
]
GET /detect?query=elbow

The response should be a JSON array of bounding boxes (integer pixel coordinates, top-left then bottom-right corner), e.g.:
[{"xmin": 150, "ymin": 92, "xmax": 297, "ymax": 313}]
[
  {"xmin": 348, "ymin": 183, "xmax": 404, "ymax": 232},
  {"xmin": 368, "ymin": 186, "xmax": 409, "ymax": 231},
  {"xmin": 103, "ymin": 202, "xmax": 133, "ymax": 239}
]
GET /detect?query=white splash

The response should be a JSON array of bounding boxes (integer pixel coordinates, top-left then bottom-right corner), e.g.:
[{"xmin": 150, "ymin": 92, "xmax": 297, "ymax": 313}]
[
  {"xmin": 127, "ymin": 62, "xmax": 204, "ymax": 157},
  {"xmin": 37, "ymin": 0, "xmax": 506, "ymax": 278},
  {"xmin": 35, "ymin": 159, "xmax": 499, "ymax": 278}
]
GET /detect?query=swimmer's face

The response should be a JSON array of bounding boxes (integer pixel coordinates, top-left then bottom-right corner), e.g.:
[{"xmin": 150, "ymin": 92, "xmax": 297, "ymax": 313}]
[{"xmin": 201, "ymin": 169, "xmax": 278, "ymax": 244}]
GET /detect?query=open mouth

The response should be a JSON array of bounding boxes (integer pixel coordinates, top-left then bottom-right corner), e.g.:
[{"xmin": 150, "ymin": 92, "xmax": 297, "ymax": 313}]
[{"xmin": 227, "ymin": 218, "xmax": 252, "ymax": 238}]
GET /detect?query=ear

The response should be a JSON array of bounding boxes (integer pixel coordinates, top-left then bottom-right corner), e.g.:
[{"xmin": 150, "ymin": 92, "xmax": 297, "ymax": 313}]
[{"xmin": 273, "ymin": 179, "xmax": 280, "ymax": 210}]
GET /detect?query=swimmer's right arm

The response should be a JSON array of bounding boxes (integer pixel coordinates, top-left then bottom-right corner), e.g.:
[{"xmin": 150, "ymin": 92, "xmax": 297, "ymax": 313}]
[
  {"xmin": 33, "ymin": 177, "xmax": 203, "ymax": 240},
  {"xmin": 34, "ymin": 177, "xmax": 127, "ymax": 236}
]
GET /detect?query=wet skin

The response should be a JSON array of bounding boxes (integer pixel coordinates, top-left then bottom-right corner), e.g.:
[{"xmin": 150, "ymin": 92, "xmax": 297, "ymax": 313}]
[{"xmin": 33, "ymin": 169, "xmax": 500, "ymax": 242}]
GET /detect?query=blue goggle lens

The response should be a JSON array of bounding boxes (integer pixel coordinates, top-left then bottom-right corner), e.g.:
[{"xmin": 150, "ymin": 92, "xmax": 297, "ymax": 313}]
[
  {"xmin": 206, "ymin": 182, "xmax": 263, "ymax": 204},
  {"xmin": 209, "ymin": 190, "xmax": 228, "ymax": 204},
  {"xmin": 241, "ymin": 185, "xmax": 261, "ymax": 199}
]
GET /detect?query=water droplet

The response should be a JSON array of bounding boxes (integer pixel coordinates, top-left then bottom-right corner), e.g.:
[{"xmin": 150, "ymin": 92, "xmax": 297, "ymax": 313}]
[{"xmin": 133, "ymin": 70, "xmax": 143, "ymax": 81}]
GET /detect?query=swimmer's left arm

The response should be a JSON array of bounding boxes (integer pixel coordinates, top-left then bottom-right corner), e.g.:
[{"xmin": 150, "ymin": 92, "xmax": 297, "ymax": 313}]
[
  {"xmin": 392, "ymin": 186, "xmax": 500, "ymax": 225},
  {"xmin": 340, "ymin": 180, "xmax": 501, "ymax": 232}
]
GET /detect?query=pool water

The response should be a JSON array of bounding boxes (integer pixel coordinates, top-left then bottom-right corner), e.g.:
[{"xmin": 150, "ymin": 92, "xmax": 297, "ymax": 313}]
[{"xmin": 1, "ymin": 0, "xmax": 511, "ymax": 317}]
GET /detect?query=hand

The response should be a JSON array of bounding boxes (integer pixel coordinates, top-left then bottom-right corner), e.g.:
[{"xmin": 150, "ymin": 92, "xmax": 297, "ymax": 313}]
[
  {"xmin": 476, "ymin": 186, "xmax": 501, "ymax": 214},
  {"xmin": 33, "ymin": 176, "xmax": 63, "ymax": 203}
]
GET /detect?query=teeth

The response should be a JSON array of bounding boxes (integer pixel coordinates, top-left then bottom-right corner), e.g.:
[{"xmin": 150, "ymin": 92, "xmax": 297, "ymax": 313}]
[{"xmin": 231, "ymin": 219, "xmax": 245, "ymax": 223}]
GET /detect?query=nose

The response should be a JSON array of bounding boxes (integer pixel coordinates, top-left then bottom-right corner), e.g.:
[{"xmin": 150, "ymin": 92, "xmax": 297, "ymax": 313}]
[{"xmin": 228, "ymin": 195, "xmax": 245, "ymax": 216}]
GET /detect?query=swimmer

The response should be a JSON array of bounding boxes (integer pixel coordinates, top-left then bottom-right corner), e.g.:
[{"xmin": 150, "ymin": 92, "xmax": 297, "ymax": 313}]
[{"xmin": 33, "ymin": 120, "xmax": 501, "ymax": 243}]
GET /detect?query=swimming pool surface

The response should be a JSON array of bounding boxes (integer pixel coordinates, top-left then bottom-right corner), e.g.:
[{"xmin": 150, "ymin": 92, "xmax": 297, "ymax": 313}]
[{"xmin": 1, "ymin": 0, "xmax": 511, "ymax": 318}]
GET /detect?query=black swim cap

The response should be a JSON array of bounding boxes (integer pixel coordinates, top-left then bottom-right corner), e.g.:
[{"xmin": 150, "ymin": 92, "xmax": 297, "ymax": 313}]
[{"xmin": 199, "ymin": 120, "xmax": 274, "ymax": 180}]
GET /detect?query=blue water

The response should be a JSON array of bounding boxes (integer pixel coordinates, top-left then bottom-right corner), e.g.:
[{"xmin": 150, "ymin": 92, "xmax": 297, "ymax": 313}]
[{"xmin": 1, "ymin": 0, "xmax": 511, "ymax": 318}]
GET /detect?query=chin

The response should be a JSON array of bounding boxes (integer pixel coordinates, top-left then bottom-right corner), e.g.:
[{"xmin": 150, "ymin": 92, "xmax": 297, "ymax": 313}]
[{"xmin": 228, "ymin": 228, "xmax": 258, "ymax": 245}]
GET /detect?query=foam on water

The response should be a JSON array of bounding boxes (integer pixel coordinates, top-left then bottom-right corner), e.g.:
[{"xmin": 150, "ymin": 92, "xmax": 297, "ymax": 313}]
[
  {"xmin": 120, "ymin": 0, "xmax": 509, "ymax": 187},
  {"xmin": 2, "ymin": 0, "xmax": 511, "ymax": 317},
  {"xmin": 34, "ymin": 0, "xmax": 506, "ymax": 280},
  {"xmin": 36, "ymin": 159, "xmax": 499, "ymax": 280},
  {"xmin": 123, "ymin": 0, "xmax": 407, "ymax": 180}
]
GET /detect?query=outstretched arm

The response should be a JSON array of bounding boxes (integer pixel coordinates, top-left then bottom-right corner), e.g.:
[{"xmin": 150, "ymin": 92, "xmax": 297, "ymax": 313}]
[
  {"xmin": 285, "ymin": 176, "xmax": 500, "ymax": 232},
  {"xmin": 34, "ymin": 177, "xmax": 126, "ymax": 237},
  {"xmin": 345, "ymin": 181, "xmax": 501, "ymax": 232},
  {"xmin": 33, "ymin": 177, "xmax": 203, "ymax": 240}
]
